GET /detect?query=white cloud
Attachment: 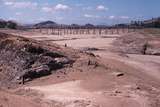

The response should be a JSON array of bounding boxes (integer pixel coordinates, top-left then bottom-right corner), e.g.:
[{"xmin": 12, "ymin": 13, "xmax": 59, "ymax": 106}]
[
  {"xmin": 56, "ymin": 16, "xmax": 64, "ymax": 20},
  {"xmin": 96, "ymin": 5, "xmax": 108, "ymax": 11},
  {"xmin": 84, "ymin": 14, "xmax": 100, "ymax": 18},
  {"xmin": 4, "ymin": 1, "xmax": 38, "ymax": 9},
  {"xmin": 108, "ymin": 16, "xmax": 129, "ymax": 20},
  {"xmin": 41, "ymin": 4, "xmax": 71, "ymax": 13},
  {"xmin": 54, "ymin": 4, "xmax": 70, "ymax": 11},
  {"xmin": 8, "ymin": 17, "xmax": 16, "ymax": 21},
  {"xmin": 120, "ymin": 16, "xmax": 129, "ymax": 19},
  {"xmin": 4, "ymin": 1, "xmax": 13, "ymax": 5},
  {"xmin": 84, "ymin": 14, "xmax": 92, "ymax": 18},
  {"xmin": 15, "ymin": 12, "xmax": 22, "ymax": 16},
  {"xmin": 42, "ymin": 7, "xmax": 52, "ymax": 12},
  {"xmin": 109, "ymin": 15, "xmax": 115, "ymax": 19}
]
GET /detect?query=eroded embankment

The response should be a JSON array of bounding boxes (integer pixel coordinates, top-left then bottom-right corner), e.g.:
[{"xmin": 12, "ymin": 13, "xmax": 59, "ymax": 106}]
[
  {"xmin": 0, "ymin": 32, "xmax": 77, "ymax": 87},
  {"xmin": 113, "ymin": 32, "xmax": 160, "ymax": 55}
]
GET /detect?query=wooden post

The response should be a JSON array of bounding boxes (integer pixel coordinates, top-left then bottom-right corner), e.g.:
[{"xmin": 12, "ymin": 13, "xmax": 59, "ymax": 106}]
[
  {"xmin": 111, "ymin": 28, "xmax": 113, "ymax": 34},
  {"xmin": 93, "ymin": 29, "xmax": 96, "ymax": 35},
  {"xmin": 105, "ymin": 28, "xmax": 108, "ymax": 35},
  {"xmin": 99, "ymin": 28, "xmax": 102, "ymax": 35}
]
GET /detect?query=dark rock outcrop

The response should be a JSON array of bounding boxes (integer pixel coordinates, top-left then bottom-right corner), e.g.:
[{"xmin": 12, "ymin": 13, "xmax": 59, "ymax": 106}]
[{"xmin": 0, "ymin": 32, "xmax": 74, "ymax": 87}]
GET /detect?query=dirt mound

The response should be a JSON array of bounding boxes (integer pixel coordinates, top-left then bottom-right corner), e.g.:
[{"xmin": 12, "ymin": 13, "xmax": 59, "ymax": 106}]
[
  {"xmin": 0, "ymin": 32, "xmax": 76, "ymax": 87},
  {"xmin": 113, "ymin": 32, "xmax": 160, "ymax": 55}
]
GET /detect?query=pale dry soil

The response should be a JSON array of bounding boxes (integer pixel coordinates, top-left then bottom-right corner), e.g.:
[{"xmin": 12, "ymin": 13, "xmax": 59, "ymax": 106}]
[
  {"xmin": 27, "ymin": 32, "xmax": 159, "ymax": 107},
  {"xmin": 27, "ymin": 80, "xmax": 148, "ymax": 107},
  {"xmin": 0, "ymin": 29, "xmax": 160, "ymax": 107}
]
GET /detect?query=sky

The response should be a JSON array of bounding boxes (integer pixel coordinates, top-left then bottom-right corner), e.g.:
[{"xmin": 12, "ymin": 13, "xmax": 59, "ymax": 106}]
[{"xmin": 0, "ymin": 0, "xmax": 160, "ymax": 25}]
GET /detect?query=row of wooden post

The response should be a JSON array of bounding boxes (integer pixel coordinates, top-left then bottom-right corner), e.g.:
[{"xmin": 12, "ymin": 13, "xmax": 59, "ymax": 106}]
[{"xmin": 31, "ymin": 28, "xmax": 137, "ymax": 35}]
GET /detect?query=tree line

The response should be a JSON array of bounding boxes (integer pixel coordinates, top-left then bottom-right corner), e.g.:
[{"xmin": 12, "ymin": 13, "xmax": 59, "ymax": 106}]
[
  {"xmin": 0, "ymin": 20, "xmax": 18, "ymax": 29},
  {"xmin": 0, "ymin": 17, "xmax": 160, "ymax": 30}
]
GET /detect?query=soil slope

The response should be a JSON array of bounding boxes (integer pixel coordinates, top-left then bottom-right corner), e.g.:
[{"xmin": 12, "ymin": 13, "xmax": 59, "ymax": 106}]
[{"xmin": 0, "ymin": 31, "xmax": 160, "ymax": 107}]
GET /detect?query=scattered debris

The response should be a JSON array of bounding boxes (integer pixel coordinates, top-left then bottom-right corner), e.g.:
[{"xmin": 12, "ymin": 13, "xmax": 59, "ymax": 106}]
[
  {"xmin": 116, "ymin": 73, "xmax": 124, "ymax": 77},
  {"xmin": 0, "ymin": 33, "xmax": 74, "ymax": 87},
  {"xmin": 65, "ymin": 43, "xmax": 67, "ymax": 47},
  {"xmin": 83, "ymin": 47, "xmax": 100, "ymax": 51},
  {"xmin": 136, "ymin": 86, "xmax": 141, "ymax": 90},
  {"xmin": 87, "ymin": 60, "xmax": 99, "ymax": 67},
  {"xmin": 85, "ymin": 52, "xmax": 96, "ymax": 57},
  {"xmin": 115, "ymin": 90, "xmax": 122, "ymax": 94}
]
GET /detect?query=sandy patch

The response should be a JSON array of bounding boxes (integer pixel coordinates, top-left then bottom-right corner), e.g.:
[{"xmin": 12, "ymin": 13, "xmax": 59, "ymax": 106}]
[{"xmin": 27, "ymin": 80, "xmax": 149, "ymax": 107}]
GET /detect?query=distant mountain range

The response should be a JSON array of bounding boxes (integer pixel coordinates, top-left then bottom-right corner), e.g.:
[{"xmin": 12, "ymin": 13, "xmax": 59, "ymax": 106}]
[
  {"xmin": 31, "ymin": 21, "xmax": 97, "ymax": 28},
  {"xmin": 29, "ymin": 17, "xmax": 160, "ymax": 29},
  {"xmin": 0, "ymin": 17, "xmax": 160, "ymax": 29}
]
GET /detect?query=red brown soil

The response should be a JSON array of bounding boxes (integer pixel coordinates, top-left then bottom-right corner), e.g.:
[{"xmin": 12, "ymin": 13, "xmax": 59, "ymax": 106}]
[{"xmin": 0, "ymin": 30, "xmax": 160, "ymax": 107}]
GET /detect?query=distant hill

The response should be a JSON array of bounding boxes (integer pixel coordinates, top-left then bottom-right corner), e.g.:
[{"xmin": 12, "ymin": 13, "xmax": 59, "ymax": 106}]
[
  {"xmin": 33, "ymin": 21, "xmax": 58, "ymax": 28},
  {"xmin": 1, "ymin": 17, "xmax": 158, "ymax": 29},
  {"xmin": 29, "ymin": 21, "xmax": 98, "ymax": 29},
  {"xmin": 84, "ymin": 23, "xmax": 95, "ymax": 28}
]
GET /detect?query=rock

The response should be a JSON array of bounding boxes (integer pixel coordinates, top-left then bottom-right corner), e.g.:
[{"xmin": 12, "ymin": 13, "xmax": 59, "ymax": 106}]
[
  {"xmin": 83, "ymin": 47, "xmax": 99, "ymax": 51},
  {"xmin": 0, "ymin": 33, "xmax": 74, "ymax": 86},
  {"xmin": 54, "ymin": 57, "xmax": 72, "ymax": 65},
  {"xmin": 115, "ymin": 90, "xmax": 122, "ymax": 94},
  {"xmin": 33, "ymin": 65, "xmax": 50, "ymax": 76},
  {"xmin": 146, "ymin": 48, "xmax": 160, "ymax": 55},
  {"xmin": 136, "ymin": 86, "xmax": 141, "ymax": 90},
  {"xmin": 19, "ymin": 61, "xmax": 64, "ymax": 84},
  {"xmin": 116, "ymin": 73, "xmax": 124, "ymax": 77},
  {"xmin": 20, "ymin": 57, "xmax": 72, "ymax": 84},
  {"xmin": 87, "ymin": 60, "xmax": 98, "ymax": 67},
  {"xmin": 86, "ymin": 52, "xmax": 96, "ymax": 57},
  {"xmin": 65, "ymin": 43, "xmax": 67, "ymax": 47}
]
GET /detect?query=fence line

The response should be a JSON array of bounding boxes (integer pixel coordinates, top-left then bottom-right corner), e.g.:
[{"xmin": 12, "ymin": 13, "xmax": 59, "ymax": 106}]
[{"xmin": 29, "ymin": 28, "xmax": 137, "ymax": 35}]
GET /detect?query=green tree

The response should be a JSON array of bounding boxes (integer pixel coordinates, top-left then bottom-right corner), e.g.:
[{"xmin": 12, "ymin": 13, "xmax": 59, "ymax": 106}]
[
  {"xmin": 0, "ymin": 20, "xmax": 7, "ymax": 28},
  {"xmin": 7, "ymin": 21, "xmax": 17, "ymax": 29}
]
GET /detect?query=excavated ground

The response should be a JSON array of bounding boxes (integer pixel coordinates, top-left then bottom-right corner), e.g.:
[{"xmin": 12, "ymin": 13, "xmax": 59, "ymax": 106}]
[
  {"xmin": 0, "ymin": 32, "xmax": 79, "ymax": 88},
  {"xmin": 113, "ymin": 32, "xmax": 160, "ymax": 55},
  {"xmin": 0, "ymin": 30, "xmax": 160, "ymax": 107}
]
